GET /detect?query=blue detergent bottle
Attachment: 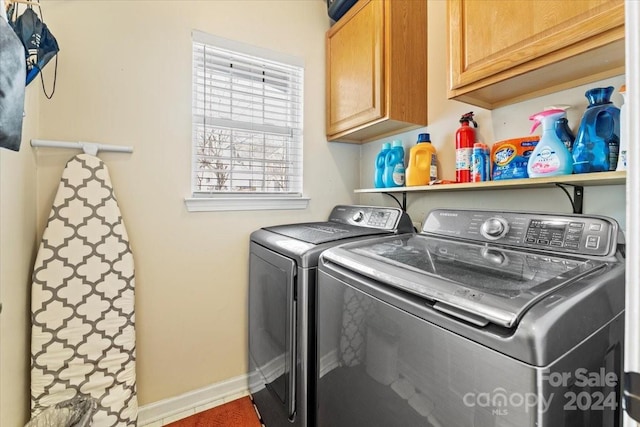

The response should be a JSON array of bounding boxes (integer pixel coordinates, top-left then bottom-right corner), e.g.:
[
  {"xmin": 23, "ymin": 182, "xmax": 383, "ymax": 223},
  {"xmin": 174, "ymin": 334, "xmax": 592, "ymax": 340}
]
[
  {"xmin": 527, "ymin": 109, "xmax": 574, "ymax": 178},
  {"xmin": 374, "ymin": 142, "xmax": 391, "ymax": 188},
  {"xmin": 383, "ymin": 140, "xmax": 405, "ymax": 187},
  {"xmin": 573, "ymin": 86, "xmax": 620, "ymax": 173}
]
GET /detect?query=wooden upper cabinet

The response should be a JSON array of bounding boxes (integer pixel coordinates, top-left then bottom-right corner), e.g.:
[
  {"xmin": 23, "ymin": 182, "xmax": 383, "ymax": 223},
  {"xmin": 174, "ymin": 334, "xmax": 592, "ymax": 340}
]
[
  {"xmin": 326, "ymin": 0, "xmax": 428, "ymax": 143},
  {"xmin": 447, "ymin": 0, "xmax": 625, "ymax": 109}
]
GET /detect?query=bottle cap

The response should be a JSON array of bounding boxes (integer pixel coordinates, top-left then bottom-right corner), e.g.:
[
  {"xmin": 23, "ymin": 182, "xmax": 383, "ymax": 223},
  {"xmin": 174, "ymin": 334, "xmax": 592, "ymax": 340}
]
[
  {"xmin": 473, "ymin": 142, "xmax": 488, "ymax": 149},
  {"xmin": 392, "ymin": 140, "xmax": 403, "ymax": 147},
  {"xmin": 382, "ymin": 142, "xmax": 391, "ymax": 150},
  {"xmin": 417, "ymin": 133, "xmax": 431, "ymax": 143}
]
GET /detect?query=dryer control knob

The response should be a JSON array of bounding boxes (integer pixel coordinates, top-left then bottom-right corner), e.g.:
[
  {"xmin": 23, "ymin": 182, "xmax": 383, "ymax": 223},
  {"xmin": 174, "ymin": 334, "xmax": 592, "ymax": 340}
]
[
  {"xmin": 481, "ymin": 217, "xmax": 510, "ymax": 240},
  {"xmin": 352, "ymin": 211, "xmax": 365, "ymax": 222}
]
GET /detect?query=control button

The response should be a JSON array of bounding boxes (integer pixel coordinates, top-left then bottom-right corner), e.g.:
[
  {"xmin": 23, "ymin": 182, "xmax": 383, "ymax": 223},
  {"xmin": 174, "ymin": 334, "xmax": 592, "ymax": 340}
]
[
  {"xmin": 564, "ymin": 242, "xmax": 579, "ymax": 249},
  {"xmin": 525, "ymin": 237, "xmax": 536, "ymax": 243},
  {"xmin": 589, "ymin": 223, "xmax": 602, "ymax": 231},
  {"xmin": 569, "ymin": 222, "xmax": 584, "ymax": 229},
  {"xmin": 481, "ymin": 217, "xmax": 510, "ymax": 240},
  {"xmin": 352, "ymin": 211, "xmax": 364, "ymax": 222},
  {"xmin": 586, "ymin": 235, "xmax": 600, "ymax": 249},
  {"xmin": 537, "ymin": 239, "xmax": 549, "ymax": 245},
  {"xmin": 550, "ymin": 240, "xmax": 563, "ymax": 246}
]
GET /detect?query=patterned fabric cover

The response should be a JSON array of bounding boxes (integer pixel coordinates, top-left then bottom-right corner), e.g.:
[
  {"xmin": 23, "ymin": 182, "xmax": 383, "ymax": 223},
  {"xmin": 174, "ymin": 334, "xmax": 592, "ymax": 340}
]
[{"xmin": 30, "ymin": 154, "xmax": 137, "ymax": 426}]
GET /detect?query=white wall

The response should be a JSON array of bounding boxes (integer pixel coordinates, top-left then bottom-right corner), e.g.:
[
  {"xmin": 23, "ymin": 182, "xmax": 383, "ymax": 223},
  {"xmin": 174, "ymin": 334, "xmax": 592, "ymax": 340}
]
[
  {"xmin": 0, "ymin": 87, "xmax": 39, "ymax": 426},
  {"xmin": 359, "ymin": 0, "xmax": 626, "ymax": 231},
  {"xmin": 0, "ymin": 1, "xmax": 629, "ymax": 425},
  {"xmin": 33, "ymin": 0, "xmax": 359, "ymax": 407}
]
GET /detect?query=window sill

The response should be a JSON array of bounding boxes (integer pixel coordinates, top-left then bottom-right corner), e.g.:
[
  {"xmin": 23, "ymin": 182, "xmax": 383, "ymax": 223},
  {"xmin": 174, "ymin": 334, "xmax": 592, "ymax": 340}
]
[{"xmin": 184, "ymin": 195, "xmax": 310, "ymax": 212}]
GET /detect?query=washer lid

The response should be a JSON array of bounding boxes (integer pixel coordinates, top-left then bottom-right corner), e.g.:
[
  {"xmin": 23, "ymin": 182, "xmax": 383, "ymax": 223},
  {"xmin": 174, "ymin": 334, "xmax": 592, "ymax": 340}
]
[
  {"xmin": 263, "ymin": 222, "xmax": 390, "ymax": 245},
  {"xmin": 322, "ymin": 234, "xmax": 608, "ymax": 328}
]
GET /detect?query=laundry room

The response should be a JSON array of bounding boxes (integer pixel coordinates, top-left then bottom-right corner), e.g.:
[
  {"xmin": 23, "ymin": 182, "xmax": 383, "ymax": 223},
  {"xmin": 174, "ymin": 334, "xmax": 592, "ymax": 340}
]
[{"xmin": 0, "ymin": 1, "xmax": 637, "ymax": 427}]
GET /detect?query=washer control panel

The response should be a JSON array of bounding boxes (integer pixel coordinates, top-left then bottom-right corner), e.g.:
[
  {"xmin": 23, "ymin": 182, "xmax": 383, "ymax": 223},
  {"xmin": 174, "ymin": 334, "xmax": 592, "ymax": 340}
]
[
  {"xmin": 329, "ymin": 205, "xmax": 411, "ymax": 231},
  {"xmin": 423, "ymin": 209, "xmax": 618, "ymax": 257}
]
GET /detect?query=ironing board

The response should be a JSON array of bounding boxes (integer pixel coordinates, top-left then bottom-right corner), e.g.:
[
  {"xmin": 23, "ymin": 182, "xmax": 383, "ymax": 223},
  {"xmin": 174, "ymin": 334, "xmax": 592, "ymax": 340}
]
[{"xmin": 30, "ymin": 154, "xmax": 137, "ymax": 426}]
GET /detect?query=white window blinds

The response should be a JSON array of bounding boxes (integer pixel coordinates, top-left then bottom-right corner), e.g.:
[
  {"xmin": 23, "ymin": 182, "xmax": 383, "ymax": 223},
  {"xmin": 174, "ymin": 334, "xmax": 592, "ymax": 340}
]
[{"xmin": 191, "ymin": 31, "xmax": 304, "ymax": 196}]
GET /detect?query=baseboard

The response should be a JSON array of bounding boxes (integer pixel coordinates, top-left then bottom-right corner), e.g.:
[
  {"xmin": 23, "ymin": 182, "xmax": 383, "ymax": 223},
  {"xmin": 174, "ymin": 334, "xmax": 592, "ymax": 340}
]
[
  {"xmin": 318, "ymin": 348, "xmax": 340, "ymax": 378},
  {"xmin": 138, "ymin": 373, "xmax": 251, "ymax": 426}
]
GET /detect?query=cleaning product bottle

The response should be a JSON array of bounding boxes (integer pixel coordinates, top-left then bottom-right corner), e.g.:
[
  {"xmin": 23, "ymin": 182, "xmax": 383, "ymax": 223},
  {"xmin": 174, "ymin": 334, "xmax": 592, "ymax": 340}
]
[
  {"xmin": 545, "ymin": 105, "xmax": 575, "ymax": 152},
  {"xmin": 455, "ymin": 112, "xmax": 477, "ymax": 183},
  {"xmin": 616, "ymin": 84, "xmax": 627, "ymax": 171},
  {"xmin": 383, "ymin": 140, "xmax": 405, "ymax": 187},
  {"xmin": 527, "ymin": 109, "xmax": 574, "ymax": 178},
  {"xmin": 406, "ymin": 133, "xmax": 438, "ymax": 186},
  {"xmin": 471, "ymin": 142, "xmax": 490, "ymax": 182},
  {"xmin": 555, "ymin": 116, "xmax": 575, "ymax": 152},
  {"xmin": 374, "ymin": 142, "xmax": 391, "ymax": 188},
  {"xmin": 573, "ymin": 86, "xmax": 620, "ymax": 173}
]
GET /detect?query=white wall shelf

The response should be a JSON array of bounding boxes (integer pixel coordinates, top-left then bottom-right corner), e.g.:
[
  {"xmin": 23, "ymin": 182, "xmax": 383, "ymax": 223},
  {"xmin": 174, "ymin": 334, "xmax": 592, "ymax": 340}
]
[
  {"xmin": 356, "ymin": 171, "xmax": 626, "ymax": 194},
  {"xmin": 356, "ymin": 171, "xmax": 626, "ymax": 213}
]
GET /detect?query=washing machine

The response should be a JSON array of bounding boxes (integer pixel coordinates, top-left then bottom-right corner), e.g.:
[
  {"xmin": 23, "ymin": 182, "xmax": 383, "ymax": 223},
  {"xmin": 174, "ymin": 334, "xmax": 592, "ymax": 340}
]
[
  {"xmin": 316, "ymin": 208, "xmax": 625, "ymax": 427},
  {"xmin": 248, "ymin": 205, "xmax": 413, "ymax": 427}
]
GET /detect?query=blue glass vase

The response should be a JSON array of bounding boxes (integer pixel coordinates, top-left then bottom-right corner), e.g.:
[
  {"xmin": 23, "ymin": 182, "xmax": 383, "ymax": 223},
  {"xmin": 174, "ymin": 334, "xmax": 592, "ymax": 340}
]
[{"xmin": 572, "ymin": 86, "xmax": 620, "ymax": 173}]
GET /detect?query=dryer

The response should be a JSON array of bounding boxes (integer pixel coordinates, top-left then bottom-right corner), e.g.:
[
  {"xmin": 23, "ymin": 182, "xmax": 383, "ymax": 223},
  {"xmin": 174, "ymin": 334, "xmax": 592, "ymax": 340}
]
[
  {"xmin": 249, "ymin": 205, "xmax": 413, "ymax": 427},
  {"xmin": 316, "ymin": 208, "xmax": 625, "ymax": 427}
]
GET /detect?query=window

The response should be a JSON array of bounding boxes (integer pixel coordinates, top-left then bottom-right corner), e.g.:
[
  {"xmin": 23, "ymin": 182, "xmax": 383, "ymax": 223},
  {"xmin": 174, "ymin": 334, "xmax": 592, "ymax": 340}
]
[{"xmin": 186, "ymin": 31, "xmax": 308, "ymax": 212}]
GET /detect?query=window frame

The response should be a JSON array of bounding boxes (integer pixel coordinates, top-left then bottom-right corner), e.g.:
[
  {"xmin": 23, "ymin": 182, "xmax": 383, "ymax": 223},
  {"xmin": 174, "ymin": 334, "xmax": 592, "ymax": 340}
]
[{"xmin": 185, "ymin": 30, "xmax": 309, "ymax": 212}]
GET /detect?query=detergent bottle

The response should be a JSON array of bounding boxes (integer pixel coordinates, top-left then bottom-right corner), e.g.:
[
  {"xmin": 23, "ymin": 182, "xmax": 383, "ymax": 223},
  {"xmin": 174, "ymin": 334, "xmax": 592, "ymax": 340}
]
[
  {"xmin": 545, "ymin": 105, "xmax": 575, "ymax": 152},
  {"xmin": 527, "ymin": 109, "xmax": 574, "ymax": 178},
  {"xmin": 471, "ymin": 142, "xmax": 490, "ymax": 182},
  {"xmin": 406, "ymin": 133, "xmax": 438, "ymax": 186},
  {"xmin": 383, "ymin": 140, "xmax": 405, "ymax": 187},
  {"xmin": 455, "ymin": 112, "xmax": 477, "ymax": 183},
  {"xmin": 374, "ymin": 142, "xmax": 391, "ymax": 188},
  {"xmin": 616, "ymin": 84, "xmax": 628, "ymax": 171},
  {"xmin": 555, "ymin": 116, "xmax": 575, "ymax": 152},
  {"xmin": 573, "ymin": 86, "xmax": 620, "ymax": 173}
]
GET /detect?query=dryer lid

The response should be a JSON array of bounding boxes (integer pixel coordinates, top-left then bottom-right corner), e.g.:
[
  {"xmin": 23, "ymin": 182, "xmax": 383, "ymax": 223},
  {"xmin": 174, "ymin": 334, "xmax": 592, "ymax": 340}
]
[{"xmin": 263, "ymin": 222, "xmax": 390, "ymax": 245}]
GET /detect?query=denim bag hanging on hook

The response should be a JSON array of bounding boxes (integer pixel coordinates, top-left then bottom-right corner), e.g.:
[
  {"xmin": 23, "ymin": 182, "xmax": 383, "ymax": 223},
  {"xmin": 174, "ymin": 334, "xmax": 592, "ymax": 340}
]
[
  {"xmin": 0, "ymin": 0, "xmax": 26, "ymax": 151},
  {"xmin": 9, "ymin": 2, "xmax": 59, "ymax": 98}
]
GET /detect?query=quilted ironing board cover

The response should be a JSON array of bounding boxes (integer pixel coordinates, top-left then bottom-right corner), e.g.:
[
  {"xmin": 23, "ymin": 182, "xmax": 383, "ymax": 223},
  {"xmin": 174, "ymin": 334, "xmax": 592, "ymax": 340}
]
[{"xmin": 30, "ymin": 154, "xmax": 137, "ymax": 426}]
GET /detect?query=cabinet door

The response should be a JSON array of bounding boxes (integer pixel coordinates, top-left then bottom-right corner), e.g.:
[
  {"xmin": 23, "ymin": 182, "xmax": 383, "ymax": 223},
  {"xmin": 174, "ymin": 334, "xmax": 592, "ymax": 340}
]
[
  {"xmin": 326, "ymin": 0, "xmax": 384, "ymax": 136},
  {"xmin": 448, "ymin": 0, "xmax": 625, "ymax": 108}
]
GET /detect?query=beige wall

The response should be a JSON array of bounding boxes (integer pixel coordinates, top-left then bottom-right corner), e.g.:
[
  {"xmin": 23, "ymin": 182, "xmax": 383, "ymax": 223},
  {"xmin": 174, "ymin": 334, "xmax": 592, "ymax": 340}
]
[
  {"xmin": 0, "ymin": 88, "xmax": 39, "ymax": 425},
  {"xmin": 33, "ymin": 0, "xmax": 359, "ymax": 407},
  {"xmin": 1, "ymin": 1, "xmax": 627, "ymax": 424},
  {"xmin": 359, "ymin": 0, "xmax": 626, "ymax": 230}
]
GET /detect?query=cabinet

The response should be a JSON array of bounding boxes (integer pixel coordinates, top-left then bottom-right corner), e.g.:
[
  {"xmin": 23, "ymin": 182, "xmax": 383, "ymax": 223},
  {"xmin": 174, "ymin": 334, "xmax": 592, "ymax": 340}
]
[
  {"xmin": 447, "ymin": 0, "xmax": 625, "ymax": 109},
  {"xmin": 326, "ymin": 0, "xmax": 427, "ymax": 143}
]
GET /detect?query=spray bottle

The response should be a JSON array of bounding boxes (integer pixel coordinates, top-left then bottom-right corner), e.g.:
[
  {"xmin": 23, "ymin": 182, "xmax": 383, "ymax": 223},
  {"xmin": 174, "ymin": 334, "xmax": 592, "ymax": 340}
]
[
  {"xmin": 455, "ymin": 112, "xmax": 477, "ymax": 183},
  {"xmin": 527, "ymin": 109, "xmax": 574, "ymax": 178}
]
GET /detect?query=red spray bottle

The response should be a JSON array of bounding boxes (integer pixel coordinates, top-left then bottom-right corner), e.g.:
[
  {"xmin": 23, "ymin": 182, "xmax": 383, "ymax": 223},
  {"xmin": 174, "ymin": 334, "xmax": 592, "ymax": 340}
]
[{"xmin": 455, "ymin": 112, "xmax": 478, "ymax": 183}]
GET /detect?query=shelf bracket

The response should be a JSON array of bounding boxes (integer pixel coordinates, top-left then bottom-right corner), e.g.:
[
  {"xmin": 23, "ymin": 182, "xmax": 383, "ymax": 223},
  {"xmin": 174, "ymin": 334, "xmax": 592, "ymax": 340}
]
[
  {"xmin": 554, "ymin": 183, "xmax": 584, "ymax": 214},
  {"xmin": 382, "ymin": 191, "xmax": 407, "ymax": 211}
]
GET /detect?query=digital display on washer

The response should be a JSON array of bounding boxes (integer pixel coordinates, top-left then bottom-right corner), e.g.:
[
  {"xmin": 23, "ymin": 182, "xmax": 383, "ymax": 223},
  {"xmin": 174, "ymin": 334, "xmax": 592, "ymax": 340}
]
[
  {"xmin": 525, "ymin": 219, "xmax": 581, "ymax": 248},
  {"xmin": 529, "ymin": 220, "xmax": 568, "ymax": 231}
]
